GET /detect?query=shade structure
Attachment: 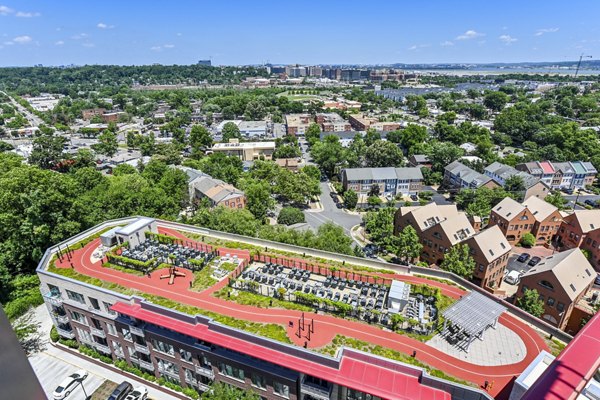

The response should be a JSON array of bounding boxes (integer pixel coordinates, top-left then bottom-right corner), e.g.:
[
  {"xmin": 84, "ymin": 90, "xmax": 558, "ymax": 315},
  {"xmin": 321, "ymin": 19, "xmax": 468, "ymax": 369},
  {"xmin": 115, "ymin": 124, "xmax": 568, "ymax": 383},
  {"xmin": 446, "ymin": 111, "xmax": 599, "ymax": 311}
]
[{"xmin": 442, "ymin": 291, "xmax": 506, "ymax": 337}]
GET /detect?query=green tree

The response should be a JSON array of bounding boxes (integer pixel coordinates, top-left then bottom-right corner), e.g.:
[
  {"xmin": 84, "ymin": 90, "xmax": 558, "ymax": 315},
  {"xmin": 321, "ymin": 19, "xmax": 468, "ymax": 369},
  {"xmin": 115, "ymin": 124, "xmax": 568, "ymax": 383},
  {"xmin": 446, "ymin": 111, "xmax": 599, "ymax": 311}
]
[
  {"xmin": 483, "ymin": 91, "xmax": 510, "ymax": 111},
  {"xmin": 277, "ymin": 207, "xmax": 306, "ymax": 225},
  {"xmin": 504, "ymin": 175, "xmax": 526, "ymax": 194},
  {"xmin": 139, "ymin": 132, "xmax": 156, "ymax": 156},
  {"xmin": 364, "ymin": 208, "xmax": 396, "ymax": 249},
  {"xmin": 310, "ymin": 135, "xmax": 345, "ymax": 178},
  {"xmin": 305, "ymin": 123, "xmax": 321, "ymax": 146},
  {"xmin": 427, "ymin": 141, "xmax": 464, "ymax": 174},
  {"xmin": 201, "ymin": 382, "xmax": 260, "ymax": 400},
  {"xmin": 396, "ymin": 225, "xmax": 422, "ymax": 262},
  {"xmin": 520, "ymin": 232, "xmax": 536, "ymax": 247},
  {"xmin": 455, "ymin": 187, "xmax": 512, "ymax": 218},
  {"xmin": 242, "ymin": 179, "xmax": 274, "ymax": 221},
  {"xmin": 221, "ymin": 122, "xmax": 242, "ymax": 142},
  {"xmin": 364, "ymin": 140, "xmax": 405, "ymax": 167},
  {"xmin": 244, "ymin": 100, "xmax": 267, "ymax": 120},
  {"xmin": 92, "ymin": 130, "xmax": 118, "ymax": 157},
  {"xmin": 343, "ymin": 189, "xmax": 358, "ymax": 209},
  {"xmin": 517, "ymin": 288, "xmax": 545, "ymax": 317},
  {"xmin": 364, "ymin": 128, "xmax": 381, "ymax": 147},
  {"xmin": 544, "ymin": 191, "xmax": 567, "ymax": 210},
  {"xmin": 0, "ymin": 140, "xmax": 13, "ymax": 152},
  {"xmin": 273, "ymin": 144, "xmax": 300, "ymax": 159},
  {"xmin": 440, "ymin": 244, "xmax": 476, "ymax": 278},
  {"xmin": 399, "ymin": 124, "xmax": 428, "ymax": 156},
  {"xmin": 189, "ymin": 125, "xmax": 213, "ymax": 157},
  {"xmin": 28, "ymin": 130, "xmax": 66, "ymax": 169}
]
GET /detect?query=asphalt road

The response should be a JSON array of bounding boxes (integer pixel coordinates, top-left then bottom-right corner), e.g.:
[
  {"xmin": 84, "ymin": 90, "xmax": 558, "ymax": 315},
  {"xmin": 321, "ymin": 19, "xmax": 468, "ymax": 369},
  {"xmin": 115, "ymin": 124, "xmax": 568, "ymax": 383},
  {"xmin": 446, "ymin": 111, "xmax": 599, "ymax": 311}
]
[{"xmin": 304, "ymin": 182, "xmax": 362, "ymax": 235}]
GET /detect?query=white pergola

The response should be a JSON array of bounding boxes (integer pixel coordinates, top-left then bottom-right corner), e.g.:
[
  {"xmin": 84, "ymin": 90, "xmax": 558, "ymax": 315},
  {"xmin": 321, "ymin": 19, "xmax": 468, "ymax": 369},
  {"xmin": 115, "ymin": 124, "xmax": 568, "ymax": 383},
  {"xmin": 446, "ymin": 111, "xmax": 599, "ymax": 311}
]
[{"xmin": 442, "ymin": 291, "xmax": 506, "ymax": 352}]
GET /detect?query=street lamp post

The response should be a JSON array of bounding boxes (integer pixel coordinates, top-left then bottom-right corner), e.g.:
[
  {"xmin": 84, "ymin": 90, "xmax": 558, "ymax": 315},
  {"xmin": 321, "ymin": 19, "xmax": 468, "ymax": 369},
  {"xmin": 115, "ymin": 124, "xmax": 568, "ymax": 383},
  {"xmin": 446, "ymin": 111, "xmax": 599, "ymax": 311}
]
[{"xmin": 79, "ymin": 379, "xmax": 88, "ymax": 399}]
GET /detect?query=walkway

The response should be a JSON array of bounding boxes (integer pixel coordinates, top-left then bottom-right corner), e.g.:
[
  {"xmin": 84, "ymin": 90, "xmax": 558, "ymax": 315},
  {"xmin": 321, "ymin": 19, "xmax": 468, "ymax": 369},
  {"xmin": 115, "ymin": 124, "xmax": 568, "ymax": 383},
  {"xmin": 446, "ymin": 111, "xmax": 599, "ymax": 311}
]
[{"xmin": 53, "ymin": 227, "xmax": 549, "ymax": 398}]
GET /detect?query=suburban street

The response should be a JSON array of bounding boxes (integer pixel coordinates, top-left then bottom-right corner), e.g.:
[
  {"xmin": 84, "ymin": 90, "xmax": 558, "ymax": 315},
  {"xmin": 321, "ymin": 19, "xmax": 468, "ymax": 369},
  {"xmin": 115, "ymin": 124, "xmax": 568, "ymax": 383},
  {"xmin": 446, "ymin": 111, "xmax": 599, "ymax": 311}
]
[
  {"xmin": 0, "ymin": 90, "xmax": 44, "ymax": 127},
  {"xmin": 304, "ymin": 182, "xmax": 362, "ymax": 236}
]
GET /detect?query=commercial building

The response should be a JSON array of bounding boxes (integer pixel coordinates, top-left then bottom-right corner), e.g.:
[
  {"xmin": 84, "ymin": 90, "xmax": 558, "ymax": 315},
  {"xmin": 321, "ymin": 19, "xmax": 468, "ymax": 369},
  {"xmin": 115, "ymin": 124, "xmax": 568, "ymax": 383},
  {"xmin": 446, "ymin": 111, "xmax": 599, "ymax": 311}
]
[
  {"xmin": 444, "ymin": 161, "xmax": 498, "ymax": 190},
  {"xmin": 285, "ymin": 114, "xmax": 312, "ymax": 136},
  {"xmin": 556, "ymin": 210, "xmax": 600, "ymax": 271},
  {"xmin": 341, "ymin": 167, "xmax": 423, "ymax": 197},
  {"xmin": 515, "ymin": 249, "xmax": 595, "ymax": 330},
  {"xmin": 488, "ymin": 197, "xmax": 561, "ymax": 245},
  {"xmin": 483, "ymin": 162, "xmax": 549, "ymax": 200},
  {"xmin": 211, "ymin": 139, "xmax": 275, "ymax": 161},
  {"xmin": 315, "ymin": 113, "xmax": 352, "ymax": 132},
  {"xmin": 516, "ymin": 161, "xmax": 597, "ymax": 190},
  {"xmin": 348, "ymin": 114, "xmax": 400, "ymax": 132}
]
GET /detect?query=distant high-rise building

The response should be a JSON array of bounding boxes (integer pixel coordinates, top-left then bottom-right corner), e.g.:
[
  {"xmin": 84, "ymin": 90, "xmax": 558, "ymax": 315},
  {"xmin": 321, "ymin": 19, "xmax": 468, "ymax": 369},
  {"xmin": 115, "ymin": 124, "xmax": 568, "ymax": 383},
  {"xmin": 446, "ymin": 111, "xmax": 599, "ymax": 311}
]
[{"xmin": 198, "ymin": 59, "xmax": 212, "ymax": 66}]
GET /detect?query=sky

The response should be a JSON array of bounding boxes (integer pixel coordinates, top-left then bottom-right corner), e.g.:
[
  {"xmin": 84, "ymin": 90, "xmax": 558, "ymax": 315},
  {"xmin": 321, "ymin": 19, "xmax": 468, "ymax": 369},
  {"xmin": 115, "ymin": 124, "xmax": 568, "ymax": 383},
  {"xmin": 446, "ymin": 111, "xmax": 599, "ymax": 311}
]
[{"xmin": 0, "ymin": 0, "xmax": 599, "ymax": 67}]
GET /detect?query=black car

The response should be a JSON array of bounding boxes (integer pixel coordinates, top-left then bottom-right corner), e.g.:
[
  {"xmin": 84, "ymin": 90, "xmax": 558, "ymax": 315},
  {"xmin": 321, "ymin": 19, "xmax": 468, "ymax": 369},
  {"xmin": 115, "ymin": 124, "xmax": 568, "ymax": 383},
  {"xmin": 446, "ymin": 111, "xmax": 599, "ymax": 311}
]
[
  {"xmin": 528, "ymin": 256, "xmax": 542, "ymax": 266},
  {"xmin": 108, "ymin": 381, "xmax": 133, "ymax": 400},
  {"xmin": 595, "ymin": 274, "xmax": 600, "ymax": 286},
  {"xmin": 410, "ymin": 194, "xmax": 418, "ymax": 201},
  {"xmin": 517, "ymin": 253, "xmax": 531, "ymax": 263},
  {"xmin": 563, "ymin": 188, "xmax": 574, "ymax": 195},
  {"xmin": 336, "ymin": 203, "xmax": 343, "ymax": 209},
  {"xmin": 585, "ymin": 199, "xmax": 597, "ymax": 208}
]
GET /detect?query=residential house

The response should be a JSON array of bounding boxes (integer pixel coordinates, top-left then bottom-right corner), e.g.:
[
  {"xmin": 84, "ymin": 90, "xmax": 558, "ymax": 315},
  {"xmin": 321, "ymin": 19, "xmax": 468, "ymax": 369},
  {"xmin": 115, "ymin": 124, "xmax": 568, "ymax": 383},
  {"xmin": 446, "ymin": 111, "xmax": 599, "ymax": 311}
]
[
  {"xmin": 516, "ymin": 161, "xmax": 597, "ymax": 190},
  {"xmin": 408, "ymin": 154, "xmax": 432, "ymax": 169},
  {"xmin": 522, "ymin": 196, "xmax": 562, "ymax": 244},
  {"xmin": 464, "ymin": 226, "xmax": 511, "ymax": 289},
  {"xmin": 341, "ymin": 167, "xmax": 423, "ymax": 197},
  {"xmin": 211, "ymin": 139, "xmax": 275, "ymax": 161},
  {"xmin": 177, "ymin": 166, "xmax": 246, "ymax": 209},
  {"xmin": 275, "ymin": 158, "xmax": 301, "ymax": 172},
  {"xmin": 488, "ymin": 197, "xmax": 535, "ymax": 245},
  {"xmin": 444, "ymin": 161, "xmax": 499, "ymax": 190},
  {"xmin": 515, "ymin": 249, "xmax": 595, "ymax": 330},
  {"xmin": 394, "ymin": 203, "xmax": 475, "ymax": 265},
  {"xmin": 556, "ymin": 210, "xmax": 600, "ymax": 271},
  {"xmin": 484, "ymin": 162, "xmax": 549, "ymax": 200}
]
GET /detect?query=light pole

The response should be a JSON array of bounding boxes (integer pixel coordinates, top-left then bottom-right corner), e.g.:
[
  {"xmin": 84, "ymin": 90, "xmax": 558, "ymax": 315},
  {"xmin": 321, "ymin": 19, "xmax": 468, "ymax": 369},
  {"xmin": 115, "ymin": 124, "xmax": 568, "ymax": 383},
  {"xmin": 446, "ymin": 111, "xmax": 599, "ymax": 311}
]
[{"xmin": 79, "ymin": 379, "xmax": 88, "ymax": 399}]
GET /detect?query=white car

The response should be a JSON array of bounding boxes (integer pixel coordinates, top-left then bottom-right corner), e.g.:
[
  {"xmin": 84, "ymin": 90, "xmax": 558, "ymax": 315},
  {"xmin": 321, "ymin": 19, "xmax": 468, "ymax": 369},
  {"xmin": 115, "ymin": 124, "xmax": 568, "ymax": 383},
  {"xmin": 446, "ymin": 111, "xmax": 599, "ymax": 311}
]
[
  {"xmin": 52, "ymin": 369, "xmax": 88, "ymax": 400},
  {"xmin": 125, "ymin": 386, "xmax": 148, "ymax": 400}
]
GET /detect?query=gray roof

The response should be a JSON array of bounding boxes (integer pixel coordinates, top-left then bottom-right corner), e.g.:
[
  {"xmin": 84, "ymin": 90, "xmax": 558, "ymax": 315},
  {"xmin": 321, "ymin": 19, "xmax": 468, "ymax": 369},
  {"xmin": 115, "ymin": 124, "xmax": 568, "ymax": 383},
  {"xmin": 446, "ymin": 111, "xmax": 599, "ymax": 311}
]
[
  {"xmin": 116, "ymin": 218, "xmax": 155, "ymax": 236},
  {"xmin": 442, "ymin": 292, "xmax": 506, "ymax": 336},
  {"xmin": 343, "ymin": 167, "xmax": 423, "ymax": 181},
  {"xmin": 411, "ymin": 154, "xmax": 430, "ymax": 163},
  {"xmin": 521, "ymin": 248, "xmax": 595, "ymax": 301},
  {"xmin": 484, "ymin": 162, "xmax": 542, "ymax": 189},
  {"xmin": 445, "ymin": 161, "xmax": 493, "ymax": 187},
  {"xmin": 174, "ymin": 165, "xmax": 210, "ymax": 183}
]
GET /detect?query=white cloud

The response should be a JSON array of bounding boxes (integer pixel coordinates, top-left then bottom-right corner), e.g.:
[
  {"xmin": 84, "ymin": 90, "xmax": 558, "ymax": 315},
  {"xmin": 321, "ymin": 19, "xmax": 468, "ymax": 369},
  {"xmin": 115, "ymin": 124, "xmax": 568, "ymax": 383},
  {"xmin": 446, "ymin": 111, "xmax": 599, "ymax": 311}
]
[
  {"xmin": 0, "ymin": 5, "xmax": 13, "ymax": 15},
  {"xmin": 16, "ymin": 11, "xmax": 40, "ymax": 17},
  {"xmin": 408, "ymin": 44, "xmax": 430, "ymax": 51},
  {"xmin": 150, "ymin": 45, "xmax": 162, "ymax": 51},
  {"xmin": 71, "ymin": 33, "xmax": 88, "ymax": 40},
  {"xmin": 163, "ymin": 44, "xmax": 175, "ymax": 48},
  {"xmin": 13, "ymin": 35, "xmax": 32, "ymax": 44},
  {"xmin": 55, "ymin": 40, "xmax": 64, "ymax": 46},
  {"xmin": 440, "ymin": 41, "xmax": 454, "ymax": 47},
  {"xmin": 97, "ymin": 22, "xmax": 114, "ymax": 29},
  {"xmin": 535, "ymin": 28, "xmax": 559, "ymax": 36},
  {"xmin": 456, "ymin": 30, "xmax": 484, "ymax": 40},
  {"xmin": 499, "ymin": 34, "xmax": 518, "ymax": 44}
]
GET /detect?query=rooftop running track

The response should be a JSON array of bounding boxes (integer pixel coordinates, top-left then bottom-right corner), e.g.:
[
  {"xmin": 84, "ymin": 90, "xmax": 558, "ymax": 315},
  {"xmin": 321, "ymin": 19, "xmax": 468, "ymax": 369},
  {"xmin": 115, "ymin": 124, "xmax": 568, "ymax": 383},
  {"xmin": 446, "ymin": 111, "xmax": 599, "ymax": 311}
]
[{"xmin": 53, "ymin": 226, "xmax": 549, "ymax": 398}]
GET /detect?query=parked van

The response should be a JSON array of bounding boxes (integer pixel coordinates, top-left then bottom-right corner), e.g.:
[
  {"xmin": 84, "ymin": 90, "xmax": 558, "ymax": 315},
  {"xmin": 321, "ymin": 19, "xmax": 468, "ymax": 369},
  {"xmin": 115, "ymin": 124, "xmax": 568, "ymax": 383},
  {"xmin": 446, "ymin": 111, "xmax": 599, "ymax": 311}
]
[{"xmin": 504, "ymin": 270, "xmax": 521, "ymax": 285}]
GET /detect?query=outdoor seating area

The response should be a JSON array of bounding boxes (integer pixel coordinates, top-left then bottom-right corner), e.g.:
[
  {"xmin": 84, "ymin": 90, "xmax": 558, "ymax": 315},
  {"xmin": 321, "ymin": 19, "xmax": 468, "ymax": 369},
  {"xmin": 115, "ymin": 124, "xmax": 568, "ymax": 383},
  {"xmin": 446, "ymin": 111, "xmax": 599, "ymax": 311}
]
[
  {"xmin": 119, "ymin": 239, "xmax": 214, "ymax": 271},
  {"xmin": 441, "ymin": 291, "xmax": 506, "ymax": 353}
]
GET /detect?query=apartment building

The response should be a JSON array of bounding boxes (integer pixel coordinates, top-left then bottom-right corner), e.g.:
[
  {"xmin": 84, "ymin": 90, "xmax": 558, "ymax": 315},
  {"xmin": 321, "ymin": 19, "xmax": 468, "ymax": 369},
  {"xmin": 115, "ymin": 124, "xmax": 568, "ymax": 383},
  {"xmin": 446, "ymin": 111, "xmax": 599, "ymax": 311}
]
[
  {"xmin": 444, "ymin": 161, "xmax": 499, "ymax": 190},
  {"xmin": 341, "ymin": 167, "xmax": 423, "ymax": 196},
  {"xmin": 516, "ymin": 249, "xmax": 595, "ymax": 330},
  {"xmin": 348, "ymin": 114, "xmax": 400, "ymax": 132},
  {"xmin": 394, "ymin": 203, "xmax": 475, "ymax": 265},
  {"xmin": 521, "ymin": 196, "xmax": 562, "ymax": 244},
  {"xmin": 38, "ymin": 218, "xmax": 501, "ymax": 400},
  {"xmin": 516, "ymin": 161, "xmax": 597, "ymax": 190},
  {"xmin": 211, "ymin": 139, "xmax": 275, "ymax": 161},
  {"xmin": 285, "ymin": 114, "xmax": 312, "ymax": 136},
  {"xmin": 315, "ymin": 113, "xmax": 351, "ymax": 132},
  {"xmin": 556, "ymin": 210, "xmax": 600, "ymax": 271},
  {"xmin": 177, "ymin": 166, "xmax": 246, "ymax": 209},
  {"xmin": 483, "ymin": 162, "xmax": 549, "ymax": 200},
  {"xmin": 464, "ymin": 226, "xmax": 511, "ymax": 289}
]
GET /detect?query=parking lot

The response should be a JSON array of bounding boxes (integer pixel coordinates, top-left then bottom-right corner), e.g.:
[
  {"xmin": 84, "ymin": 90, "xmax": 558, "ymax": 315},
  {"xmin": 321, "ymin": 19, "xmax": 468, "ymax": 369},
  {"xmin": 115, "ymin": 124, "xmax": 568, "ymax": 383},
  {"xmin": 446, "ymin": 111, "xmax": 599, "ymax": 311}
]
[{"xmin": 242, "ymin": 262, "xmax": 390, "ymax": 317}]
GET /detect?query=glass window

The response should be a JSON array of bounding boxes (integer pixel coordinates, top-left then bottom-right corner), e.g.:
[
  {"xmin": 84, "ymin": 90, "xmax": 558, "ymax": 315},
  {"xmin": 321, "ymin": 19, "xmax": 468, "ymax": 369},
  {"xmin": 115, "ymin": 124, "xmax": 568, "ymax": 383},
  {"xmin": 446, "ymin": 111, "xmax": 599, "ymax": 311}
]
[
  {"xmin": 218, "ymin": 362, "xmax": 244, "ymax": 381},
  {"xmin": 251, "ymin": 374, "xmax": 267, "ymax": 389},
  {"xmin": 121, "ymin": 327, "xmax": 132, "ymax": 341},
  {"xmin": 179, "ymin": 348, "xmax": 192, "ymax": 363},
  {"xmin": 106, "ymin": 323, "xmax": 117, "ymax": 336},
  {"xmin": 66, "ymin": 290, "xmax": 85, "ymax": 303},
  {"xmin": 273, "ymin": 382, "xmax": 289, "ymax": 398},
  {"xmin": 89, "ymin": 297, "xmax": 100, "ymax": 310},
  {"xmin": 151, "ymin": 338, "xmax": 174, "ymax": 356},
  {"xmin": 70, "ymin": 310, "xmax": 87, "ymax": 324},
  {"xmin": 557, "ymin": 302, "xmax": 565, "ymax": 312},
  {"xmin": 103, "ymin": 301, "xmax": 116, "ymax": 315},
  {"xmin": 547, "ymin": 297, "xmax": 555, "ymax": 307}
]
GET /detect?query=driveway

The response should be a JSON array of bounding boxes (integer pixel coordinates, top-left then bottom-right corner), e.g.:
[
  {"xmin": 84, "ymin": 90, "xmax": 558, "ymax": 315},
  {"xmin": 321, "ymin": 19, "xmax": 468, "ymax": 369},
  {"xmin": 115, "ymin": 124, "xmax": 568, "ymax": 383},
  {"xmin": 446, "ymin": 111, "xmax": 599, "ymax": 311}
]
[{"xmin": 304, "ymin": 182, "xmax": 362, "ymax": 236}]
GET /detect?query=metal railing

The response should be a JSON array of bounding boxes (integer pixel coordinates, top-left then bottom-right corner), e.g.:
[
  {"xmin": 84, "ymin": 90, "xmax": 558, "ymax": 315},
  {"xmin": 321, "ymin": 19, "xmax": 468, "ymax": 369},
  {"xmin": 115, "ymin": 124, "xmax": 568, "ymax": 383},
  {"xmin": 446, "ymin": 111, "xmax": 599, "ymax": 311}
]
[
  {"xmin": 130, "ymin": 325, "xmax": 145, "ymax": 337},
  {"xmin": 55, "ymin": 314, "xmax": 69, "ymax": 324},
  {"xmin": 139, "ymin": 359, "xmax": 154, "ymax": 371},
  {"xmin": 134, "ymin": 342, "xmax": 150, "ymax": 355},
  {"xmin": 56, "ymin": 327, "xmax": 75, "ymax": 339},
  {"xmin": 300, "ymin": 381, "xmax": 331, "ymax": 400},
  {"xmin": 43, "ymin": 292, "xmax": 63, "ymax": 306},
  {"xmin": 93, "ymin": 342, "xmax": 111, "ymax": 354},
  {"xmin": 91, "ymin": 327, "xmax": 106, "ymax": 338},
  {"xmin": 195, "ymin": 365, "xmax": 214, "ymax": 379},
  {"xmin": 158, "ymin": 367, "xmax": 180, "ymax": 380}
]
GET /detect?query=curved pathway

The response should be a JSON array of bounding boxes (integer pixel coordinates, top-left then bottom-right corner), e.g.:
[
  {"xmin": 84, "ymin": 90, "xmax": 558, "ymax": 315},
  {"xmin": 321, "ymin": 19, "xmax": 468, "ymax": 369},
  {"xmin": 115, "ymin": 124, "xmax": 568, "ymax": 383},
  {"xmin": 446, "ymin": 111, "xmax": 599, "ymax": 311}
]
[{"xmin": 54, "ymin": 228, "xmax": 549, "ymax": 398}]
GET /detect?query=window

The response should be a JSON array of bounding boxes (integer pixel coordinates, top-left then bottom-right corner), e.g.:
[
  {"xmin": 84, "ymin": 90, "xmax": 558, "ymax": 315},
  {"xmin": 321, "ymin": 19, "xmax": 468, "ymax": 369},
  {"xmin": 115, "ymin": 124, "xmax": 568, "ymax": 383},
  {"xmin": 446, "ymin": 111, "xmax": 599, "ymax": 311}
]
[
  {"xmin": 273, "ymin": 382, "xmax": 289, "ymax": 398},
  {"xmin": 251, "ymin": 374, "xmax": 267, "ymax": 390},
  {"xmin": 547, "ymin": 297, "xmax": 555, "ymax": 307},
  {"xmin": 522, "ymin": 285, "xmax": 529, "ymax": 293},
  {"xmin": 218, "ymin": 362, "xmax": 244, "ymax": 381},
  {"xmin": 151, "ymin": 339, "xmax": 174, "ymax": 356},
  {"xmin": 569, "ymin": 284, "xmax": 576, "ymax": 292},
  {"xmin": 66, "ymin": 290, "xmax": 85, "ymax": 304},
  {"xmin": 478, "ymin": 265, "xmax": 484, "ymax": 272},
  {"xmin": 557, "ymin": 302, "xmax": 565, "ymax": 312},
  {"xmin": 76, "ymin": 327, "xmax": 92, "ymax": 343},
  {"xmin": 91, "ymin": 318, "xmax": 102, "ymax": 330},
  {"xmin": 106, "ymin": 323, "xmax": 117, "ymax": 336},
  {"xmin": 103, "ymin": 301, "xmax": 116, "ymax": 315},
  {"xmin": 121, "ymin": 327, "xmax": 132, "ymax": 341},
  {"xmin": 179, "ymin": 348, "xmax": 192, "ymax": 363},
  {"xmin": 89, "ymin": 297, "xmax": 100, "ymax": 310},
  {"xmin": 70, "ymin": 310, "xmax": 87, "ymax": 324},
  {"xmin": 538, "ymin": 280, "xmax": 555, "ymax": 291},
  {"xmin": 47, "ymin": 284, "xmax": 61, "ymax": 297}
]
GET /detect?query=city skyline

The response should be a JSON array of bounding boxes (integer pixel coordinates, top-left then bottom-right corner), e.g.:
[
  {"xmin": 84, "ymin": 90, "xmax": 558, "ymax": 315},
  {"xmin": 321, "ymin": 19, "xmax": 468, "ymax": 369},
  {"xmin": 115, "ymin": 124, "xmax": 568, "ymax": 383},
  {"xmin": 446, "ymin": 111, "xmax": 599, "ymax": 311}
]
[{"xmin": 0, "ymin": 0, "xmax": 599, "ymax": 67}]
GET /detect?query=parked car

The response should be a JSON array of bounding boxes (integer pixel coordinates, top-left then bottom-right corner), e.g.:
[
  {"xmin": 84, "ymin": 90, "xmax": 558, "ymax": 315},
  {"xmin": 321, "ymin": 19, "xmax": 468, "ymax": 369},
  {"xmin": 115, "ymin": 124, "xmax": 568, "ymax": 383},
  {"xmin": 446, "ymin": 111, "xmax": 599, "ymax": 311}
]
[
  {"xmin": 528, "ymin": 256, "xmax": 542, "ymax": 266},
  {"xmin": 595, "ymin": 273, "xmax": 600, "ymax": 286},
  {"xmin": 584, "ymin": 199, "xmax": 597, "ymax": 208},
  {"xmin": 562, "ymin": 188, "xmax": 574, "ymax": 195},
  {"xmin": 107, "ymin": 381, "xmax": 133, "ymax": 400},
  {"xmin": 125, "ymin": 386, "xmax": 148, "ymax": 400},
  {"xmin": 504, "ymin": 270, "xmax": 521, "ymax": 285},
  {"xmin": 53, "ymin": 370, "xmax": 88, "ymax": 400},
  {"xmin": 517, "ymin": 253, "xmax": 531, "ymax": 263},
  {"xmin": 336, "ymin": 203, "xmax": 342, "ymax": 209},
  {"xmin": 410, "ymin": 194, "xmax": 419, "ymax": 201}
]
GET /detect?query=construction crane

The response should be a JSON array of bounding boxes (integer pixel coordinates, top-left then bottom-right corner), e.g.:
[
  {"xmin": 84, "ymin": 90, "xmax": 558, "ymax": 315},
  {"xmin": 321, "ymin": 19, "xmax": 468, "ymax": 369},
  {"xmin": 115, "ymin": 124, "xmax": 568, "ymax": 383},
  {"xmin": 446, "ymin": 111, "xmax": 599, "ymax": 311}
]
[{"xmin": 574, "ymin": 54, "xmax": 592, "ymax": 77}]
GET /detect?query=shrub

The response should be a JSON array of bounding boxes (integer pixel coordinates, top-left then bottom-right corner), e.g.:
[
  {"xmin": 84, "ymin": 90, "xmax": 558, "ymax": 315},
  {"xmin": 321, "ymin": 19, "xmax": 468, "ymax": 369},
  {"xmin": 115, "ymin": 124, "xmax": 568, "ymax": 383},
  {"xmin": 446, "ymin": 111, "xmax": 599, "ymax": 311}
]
[
  {"xmin": 277, "ymin": 207, "xmax": 305, "ymax": 225},
  {"xmin": 50, "ymin": 326, "xmax": 59, "ymax": 343},
  {"xmin": 183, "ymin": 387, "xmax": 200, "ymax": 399},
  {"xmin": 520, "ymin": 232, "xmax": 536, "ymax": 248}
]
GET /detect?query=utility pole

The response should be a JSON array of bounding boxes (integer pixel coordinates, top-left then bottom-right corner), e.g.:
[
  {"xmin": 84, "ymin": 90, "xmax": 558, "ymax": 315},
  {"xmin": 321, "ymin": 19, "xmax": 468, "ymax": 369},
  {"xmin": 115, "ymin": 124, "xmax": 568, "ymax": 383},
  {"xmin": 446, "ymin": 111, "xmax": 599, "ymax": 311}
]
[{"xmin": 575, "ymin": 54, "xmax": 593, "ymax": 78}]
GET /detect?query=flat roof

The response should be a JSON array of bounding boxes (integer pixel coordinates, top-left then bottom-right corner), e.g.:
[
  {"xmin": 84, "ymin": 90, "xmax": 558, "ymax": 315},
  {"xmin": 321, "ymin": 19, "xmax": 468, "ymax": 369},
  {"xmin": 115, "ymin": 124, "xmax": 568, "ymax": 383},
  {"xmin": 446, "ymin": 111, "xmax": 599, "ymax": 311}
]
[
  {"xmin": 442, "ymin": 292, "xmax": 506, "ymax": 336},
  {"xmin": 115, "ymin": 217, "xmax": 155, "ymax": 236},
  {"xmin": 212, "ymin": 141, "xmax": 276, "ymax": 149}
]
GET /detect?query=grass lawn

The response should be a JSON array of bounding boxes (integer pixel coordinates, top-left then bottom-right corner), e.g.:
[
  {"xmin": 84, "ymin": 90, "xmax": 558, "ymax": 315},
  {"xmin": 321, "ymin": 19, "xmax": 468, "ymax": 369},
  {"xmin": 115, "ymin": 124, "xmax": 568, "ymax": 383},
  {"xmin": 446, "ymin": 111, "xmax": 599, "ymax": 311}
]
[
  {"xmin": 214, "ymin": 286, "xmax": 312, "ymax": 312},
  {"xmin": 191, "ymin": 266, "xmax": 218, "ymax": 292},
  {"xmin": 91, "ymin": 380, "xmax": 116, "ymax": 400}
]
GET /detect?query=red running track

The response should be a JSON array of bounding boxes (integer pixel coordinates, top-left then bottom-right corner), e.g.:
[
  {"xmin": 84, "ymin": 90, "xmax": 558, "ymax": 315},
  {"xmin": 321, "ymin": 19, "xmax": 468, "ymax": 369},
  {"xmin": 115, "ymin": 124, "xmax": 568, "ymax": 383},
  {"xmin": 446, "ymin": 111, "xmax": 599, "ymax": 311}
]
[{"xmin": 54, "ymin": 227, "xmax": 548, "ymax": 398}]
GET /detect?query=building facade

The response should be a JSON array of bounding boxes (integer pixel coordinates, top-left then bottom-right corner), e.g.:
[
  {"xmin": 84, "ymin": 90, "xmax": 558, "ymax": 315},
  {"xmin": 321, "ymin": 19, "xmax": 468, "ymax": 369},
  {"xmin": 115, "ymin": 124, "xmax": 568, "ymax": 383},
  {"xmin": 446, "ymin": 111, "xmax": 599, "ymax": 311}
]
[
  {"xmin": 516, "ymin": 161, "xmax": 597, "ymax": 190},
  {"xmin": 444, "ymin": 161, "xmax": 498, "ymax": 191},
  {"xmin": 211, "ymin": 140, "xmax": 275, "ymax": 161},
  {"xmin": 556, "ymin": 210, "xmax": 600, "ymax": 271},
  {"xmin": 341, "ymin": 167, "xmax": 423, "ymax": 196}
]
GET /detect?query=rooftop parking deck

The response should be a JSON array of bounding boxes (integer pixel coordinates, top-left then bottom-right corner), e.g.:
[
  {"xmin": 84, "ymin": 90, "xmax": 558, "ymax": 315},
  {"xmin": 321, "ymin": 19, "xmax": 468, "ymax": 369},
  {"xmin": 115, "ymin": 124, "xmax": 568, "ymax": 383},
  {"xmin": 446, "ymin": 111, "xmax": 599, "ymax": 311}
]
[{"xmin": 39, "ymin": 219, "xmax": 552, "ymax": 397}]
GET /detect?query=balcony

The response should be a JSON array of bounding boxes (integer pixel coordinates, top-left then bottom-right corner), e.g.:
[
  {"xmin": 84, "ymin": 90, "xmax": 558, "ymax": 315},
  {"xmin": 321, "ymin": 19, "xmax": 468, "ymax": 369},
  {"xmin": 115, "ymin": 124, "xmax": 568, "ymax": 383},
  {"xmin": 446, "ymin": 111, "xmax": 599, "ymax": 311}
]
[
  {"xmin": 79, "ymin": 336, "xmax": 94, "ymax": 346},
  {"xmin": 185, "ymin": 375, "xmax": 198, "ymax": 386},
  {"xmin": 56, "ymin": 327, "xmax": 75, "ymax": 339},
  {"xmin": 55, "ymin": 314, "xmax": 69, "ymax": 324},
  {"xmin": 130, "ymin": 325, "xmax": 145, "ymax": 337},
  {"xmin": 195, "ymin": 365, "xmax": 214, "ymax": 379},
  {"xmin": 71, "ymin": 318, "xmax": 88, "ymax": 327},
  {"xmin": 138, "ymin": 359, "xmax": 155, "ymax": 371},
  {"xmin": 91, "ymin": 327, "xmax": 106, "ymax": 338},
  {"xmin": 44, "ymin": 292, "xmax": 63, "ymax": 306},
  {"xmin": 134, "ymin": 342, "xmax": 150, "ymax": 355},
  {"xmin": 93, "ymin": 342, "xmax": 111, "ymax": 354},
  {"xmin": 197, "ymin": 383, "xmax": 210, "ymax": 392},
  {"xmin": 301, "ymin": 381, "xmax": 332, "ymax": 400},
  {"xmin": 158, "ymin": 367, "xmax": 180, "ymax": 380}
]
